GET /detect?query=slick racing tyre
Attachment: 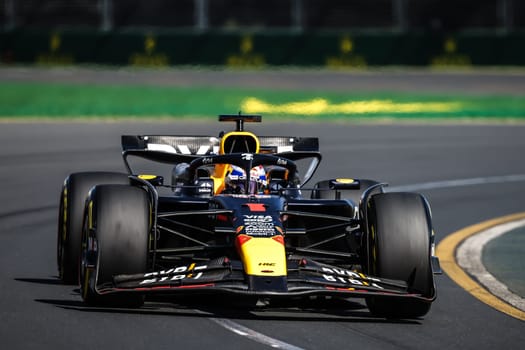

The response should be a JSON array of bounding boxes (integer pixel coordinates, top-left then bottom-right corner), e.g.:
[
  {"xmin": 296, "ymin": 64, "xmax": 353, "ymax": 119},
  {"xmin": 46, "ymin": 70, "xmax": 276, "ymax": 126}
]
[
  {"xmin": 365, "ymin": 192, "xmax": 435, "ymax": 319},
  {"xmin": 57, "ymin": 172, "xmax": 129, "ymax": 284},
  {"xmin": 80, "ymin": 184, "xmax": 150, "ymax": 307}
]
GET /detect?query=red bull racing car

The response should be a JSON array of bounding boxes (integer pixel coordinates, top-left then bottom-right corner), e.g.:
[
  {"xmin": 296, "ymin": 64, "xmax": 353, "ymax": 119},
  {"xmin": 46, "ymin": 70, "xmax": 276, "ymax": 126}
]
[{"xmin": 57, "ymin": 115, "xmax": 441, "ymax": 318}]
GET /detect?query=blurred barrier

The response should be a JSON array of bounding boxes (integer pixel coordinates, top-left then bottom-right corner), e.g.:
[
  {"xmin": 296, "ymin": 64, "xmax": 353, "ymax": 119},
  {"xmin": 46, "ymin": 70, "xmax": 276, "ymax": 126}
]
[{"xmin": 1, "ymin": 30, "xmax": 525, "ymax": 67}]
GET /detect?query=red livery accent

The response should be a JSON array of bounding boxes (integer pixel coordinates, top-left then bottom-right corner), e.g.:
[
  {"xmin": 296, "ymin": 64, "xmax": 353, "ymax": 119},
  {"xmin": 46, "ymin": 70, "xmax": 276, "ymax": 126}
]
[
  {"xmin": 236, "ymin": 234, "xmax": 252, "ymax": 247},
  {"xmin": 245, "ymin": 203, "xmax": 266, "ymax": 212},
  {"xmin": 133, "ymin": 283, "xmax": 215, "ymax": 292},
  {"xmin": 272, "ymin": 235, "xmax": 284, "ymax": 245},
  {"xmin": 176, "ymin": 283, "xmax": 215, "ymax": 289},
  {"xmin": 217, "ymin": 214, "xmax": 229, "ymax": 222}
]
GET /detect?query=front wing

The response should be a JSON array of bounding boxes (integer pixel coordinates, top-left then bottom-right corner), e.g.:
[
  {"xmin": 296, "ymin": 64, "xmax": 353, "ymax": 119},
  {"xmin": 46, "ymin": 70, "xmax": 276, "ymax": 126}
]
[{"xmin": 99, "ymin": 257, "xmax": 434, "ymax": 302}]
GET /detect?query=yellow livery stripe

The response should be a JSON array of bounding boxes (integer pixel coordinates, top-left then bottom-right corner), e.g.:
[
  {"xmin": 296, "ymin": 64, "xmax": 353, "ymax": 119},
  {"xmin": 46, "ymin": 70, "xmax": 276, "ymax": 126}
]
[{"xmin": 236, "ymin": 235, "xmax": 286, "ymax": 276}]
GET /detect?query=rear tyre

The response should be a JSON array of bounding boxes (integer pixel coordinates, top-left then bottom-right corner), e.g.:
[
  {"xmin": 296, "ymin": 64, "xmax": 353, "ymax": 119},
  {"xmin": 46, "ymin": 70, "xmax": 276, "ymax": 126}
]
[
  {"xmin": 365, "ymin": 192, "xmax": 434, "ymax": 319},
  {"xmin": 80, "ymin": 185, "xmax": 150, "ymax": 307},
  {"xmin": 57, "ymin": 172, "xmax": 129, "ymax": 284}
]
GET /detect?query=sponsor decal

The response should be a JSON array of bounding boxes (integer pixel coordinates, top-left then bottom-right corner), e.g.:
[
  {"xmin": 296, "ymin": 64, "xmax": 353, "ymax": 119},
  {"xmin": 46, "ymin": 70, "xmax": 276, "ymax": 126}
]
[
  {"xmin": 230, "ymin": 194, "xmax": 271, "ymax": 199},
  {"xmin": 321, "ymin": 267, "xmax": 383, "ymax": 289},
  {"xmin": 277, "ymin": 146, "xmax": 294, "ymax": 153},
  {"xmin": 146, "ymin": 143, "xmax": 213, "ymax": 155},
  {"xmin": 243, "ymin": 215, "xmax": 275, "ymax": 236},
  {"xmin": 139, "ymin": 264, "xmax": 207, "ymax": 285},
  {"xmin": 241, "ymin": 153, "xmax": 254, "ymax": 161},
  {"xmin": 147, "ymin": 143, "xmax": 177, "ymax": 153},
  {"xmin": 197, "ymin": 181, "xmax": 213, "ymax": 194},
  {"xmin": 277, "ymin": 158, "xmax": 288, "ymax": 166}
]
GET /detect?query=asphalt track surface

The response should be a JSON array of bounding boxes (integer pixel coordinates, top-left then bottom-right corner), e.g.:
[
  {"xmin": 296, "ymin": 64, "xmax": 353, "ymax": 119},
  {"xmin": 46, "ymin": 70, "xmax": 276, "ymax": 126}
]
[
  {"xmin": 2, "ymin": 66, "xmax": 525, "ymax": 95},
  {"xmin": 1, "ymin": 120, "xmax": 524, "ymax": 349}
]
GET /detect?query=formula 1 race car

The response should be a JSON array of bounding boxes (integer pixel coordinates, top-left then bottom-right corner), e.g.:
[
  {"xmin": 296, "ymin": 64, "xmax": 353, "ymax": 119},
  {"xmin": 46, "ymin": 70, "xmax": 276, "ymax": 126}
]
[{"xmin": 57, "ymin": 115, "xmax": 440, "ymax": 318}]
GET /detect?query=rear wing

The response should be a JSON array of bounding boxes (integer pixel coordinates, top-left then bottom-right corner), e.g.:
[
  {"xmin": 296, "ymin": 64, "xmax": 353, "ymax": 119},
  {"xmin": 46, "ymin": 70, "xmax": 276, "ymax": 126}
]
[
  {"xmin": 121, "ymin": 135, "xmax": 319, "ymax": 155},
  {"xmin": 121, "ymin": 135, "xmax": 321, "ymax": 185}
]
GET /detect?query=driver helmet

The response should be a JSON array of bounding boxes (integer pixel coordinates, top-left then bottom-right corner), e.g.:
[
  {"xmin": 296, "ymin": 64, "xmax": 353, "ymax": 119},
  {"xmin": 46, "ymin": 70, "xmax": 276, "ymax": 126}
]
[{"xmin": 226, "ymin": 165, "xmax": 267, "ymax": 194}]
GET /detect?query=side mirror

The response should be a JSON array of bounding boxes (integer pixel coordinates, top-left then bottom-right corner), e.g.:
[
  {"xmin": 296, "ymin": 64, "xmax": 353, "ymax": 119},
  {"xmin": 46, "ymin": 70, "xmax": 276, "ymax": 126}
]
[
  {"xmin": 329, "ymin": 178, "xmax": 361, "ymax": 190},
  {"xmin": 138, "ymin": 174, "xmax": 164, "ymax": 186}
]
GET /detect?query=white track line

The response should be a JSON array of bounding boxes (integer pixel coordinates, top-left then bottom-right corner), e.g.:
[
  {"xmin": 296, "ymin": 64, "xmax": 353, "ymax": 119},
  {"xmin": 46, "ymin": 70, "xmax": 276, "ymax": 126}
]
[
  {"xmin": 388, "ymin": 174, "xmax": 525, "ymax": 192},
  {"xmin": 208, "ymin": 318, "xmax": 305, "ymax": 350},
  {"xmin": 457, "ymin": 219, "xmax": 525, "ymax": 311}
]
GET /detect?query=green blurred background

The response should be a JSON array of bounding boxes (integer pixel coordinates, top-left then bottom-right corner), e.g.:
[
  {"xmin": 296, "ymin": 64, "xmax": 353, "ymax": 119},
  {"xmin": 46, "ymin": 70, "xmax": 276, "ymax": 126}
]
[{"xmin": 1, "ymin": 0, "xmax": 524, "ymax": 119}]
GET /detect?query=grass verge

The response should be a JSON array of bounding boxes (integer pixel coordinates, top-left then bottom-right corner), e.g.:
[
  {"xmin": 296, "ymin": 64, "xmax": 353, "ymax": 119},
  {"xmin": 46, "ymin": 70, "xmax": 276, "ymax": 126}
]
[{"xmin": 1, "ymin": 82, "xmax": 524, "ymax": 120}]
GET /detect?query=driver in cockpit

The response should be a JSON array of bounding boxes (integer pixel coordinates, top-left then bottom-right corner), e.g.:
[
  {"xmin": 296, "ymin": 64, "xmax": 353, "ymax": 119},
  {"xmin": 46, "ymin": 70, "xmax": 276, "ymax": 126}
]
[{"xmin": 222, "ymin": 164, "xmax": 268, "ymax": 195}]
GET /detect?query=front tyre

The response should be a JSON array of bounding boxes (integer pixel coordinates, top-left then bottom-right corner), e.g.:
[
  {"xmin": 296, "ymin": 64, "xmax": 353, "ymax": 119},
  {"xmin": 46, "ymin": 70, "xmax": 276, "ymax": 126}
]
[
  {"xmin": 365, "ymin": 192, "xmax": 435, "ymax": 319},
  {"xmin": 57, "ymin": 172, "xmax": 129, "ymax": 284},
  {"xmin": 80, "ymin": 184, "xmax": 150, "ymax": 307}
]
